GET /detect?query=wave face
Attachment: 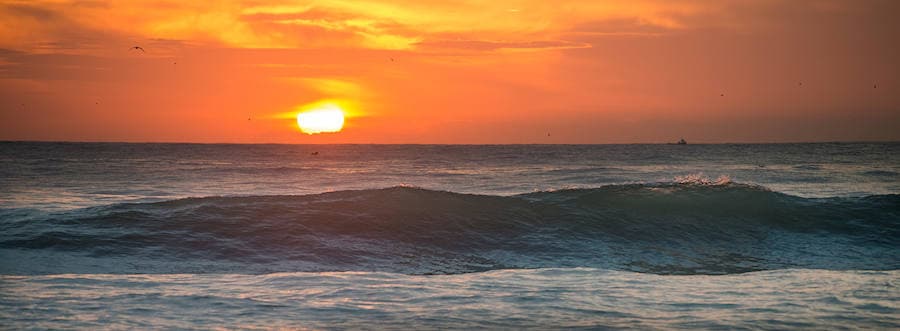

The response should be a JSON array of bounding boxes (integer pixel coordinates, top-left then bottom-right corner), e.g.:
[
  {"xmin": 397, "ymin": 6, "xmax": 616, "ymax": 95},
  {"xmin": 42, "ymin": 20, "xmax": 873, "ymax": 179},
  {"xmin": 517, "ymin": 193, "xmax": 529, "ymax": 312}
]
[{"xmin": 2, "ymin": 183, "xmax": 898, "ymax": 275}]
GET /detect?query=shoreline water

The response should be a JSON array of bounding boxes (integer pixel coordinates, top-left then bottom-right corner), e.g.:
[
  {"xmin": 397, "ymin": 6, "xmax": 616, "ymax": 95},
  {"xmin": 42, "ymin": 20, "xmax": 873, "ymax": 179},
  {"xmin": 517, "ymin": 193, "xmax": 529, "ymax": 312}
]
[{"xmin": 2, "ymin": 268, "xmax": 897, "ymax": 330}]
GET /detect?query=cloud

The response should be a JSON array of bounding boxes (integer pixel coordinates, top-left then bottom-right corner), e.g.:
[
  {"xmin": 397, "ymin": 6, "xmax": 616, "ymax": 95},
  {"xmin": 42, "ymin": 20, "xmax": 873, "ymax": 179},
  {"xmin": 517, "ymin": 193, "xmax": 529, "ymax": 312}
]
[
  {"xmin": 415, "ymin": 39, "xmax": 591, "ymax": 51},
  {"xmin": 3, "ymin": 3, "xmax": 57, "ymax": 19},
  {"xmin": 568, "ymin": 18, "xmax": 673, "ymax": 37},
  {"xmin": 0, "ymin": 0, "xmax": 706, "ymax": 54},
  {"xmin": 287, "ymin": 77, "xmax": 367, "ymax": 97}
]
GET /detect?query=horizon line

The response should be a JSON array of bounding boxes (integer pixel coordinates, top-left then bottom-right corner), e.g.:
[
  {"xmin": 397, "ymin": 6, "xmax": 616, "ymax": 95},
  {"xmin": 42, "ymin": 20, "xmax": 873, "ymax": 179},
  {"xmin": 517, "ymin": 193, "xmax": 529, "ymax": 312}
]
[{"xmin": 2, "ymin": 139, "xmax": 898, "ymax": 146}]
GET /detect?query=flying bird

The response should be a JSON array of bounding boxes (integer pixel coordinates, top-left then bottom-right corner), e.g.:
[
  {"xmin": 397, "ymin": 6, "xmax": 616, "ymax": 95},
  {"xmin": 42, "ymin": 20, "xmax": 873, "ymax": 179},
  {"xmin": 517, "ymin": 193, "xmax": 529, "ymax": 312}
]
[{"xmin": 131, "ymin": 46, "xmax": 145, "ymax": 52}]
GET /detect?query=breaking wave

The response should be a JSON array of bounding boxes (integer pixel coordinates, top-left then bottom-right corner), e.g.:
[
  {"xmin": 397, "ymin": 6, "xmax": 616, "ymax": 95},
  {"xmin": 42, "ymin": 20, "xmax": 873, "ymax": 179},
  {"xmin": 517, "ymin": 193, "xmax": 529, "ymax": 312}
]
[{"xmin": 1, "ymin": 182, "xmax": 898, "ymax": 275}]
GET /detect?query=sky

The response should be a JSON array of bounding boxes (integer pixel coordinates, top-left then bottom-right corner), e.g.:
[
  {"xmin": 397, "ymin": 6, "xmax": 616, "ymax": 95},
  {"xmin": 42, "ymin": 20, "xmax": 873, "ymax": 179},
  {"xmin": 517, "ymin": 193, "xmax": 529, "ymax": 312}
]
[{"xmin": 0, "ymin": 0, "xmax": 898, "ymax": 143}]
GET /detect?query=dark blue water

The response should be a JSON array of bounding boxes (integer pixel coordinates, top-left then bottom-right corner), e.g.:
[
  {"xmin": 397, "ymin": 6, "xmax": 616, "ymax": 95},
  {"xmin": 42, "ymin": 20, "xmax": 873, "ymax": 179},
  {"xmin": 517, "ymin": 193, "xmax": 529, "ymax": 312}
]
[
  {"xmin": 2, "ymin": 185, "xmax": 898, "ymax": 275},
  {"xmin": 1, "ymin": 142, "xmax": 898, "ymax": 329}
]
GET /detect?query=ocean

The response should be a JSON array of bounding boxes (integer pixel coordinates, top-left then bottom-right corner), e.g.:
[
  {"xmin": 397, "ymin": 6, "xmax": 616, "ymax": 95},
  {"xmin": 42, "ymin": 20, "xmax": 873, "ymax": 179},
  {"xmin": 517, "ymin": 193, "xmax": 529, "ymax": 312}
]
[{"xmin": 1, "ymin": 142, "xmax": 898, "ymax": 329}]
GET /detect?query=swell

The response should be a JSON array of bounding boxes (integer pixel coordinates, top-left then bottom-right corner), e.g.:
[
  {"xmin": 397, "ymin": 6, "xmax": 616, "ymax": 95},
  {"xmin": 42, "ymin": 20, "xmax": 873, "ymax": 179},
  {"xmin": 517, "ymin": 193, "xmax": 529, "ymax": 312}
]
[{"xmin": 1, "ymin": 183, "xmax": 898, "ymax": 275}]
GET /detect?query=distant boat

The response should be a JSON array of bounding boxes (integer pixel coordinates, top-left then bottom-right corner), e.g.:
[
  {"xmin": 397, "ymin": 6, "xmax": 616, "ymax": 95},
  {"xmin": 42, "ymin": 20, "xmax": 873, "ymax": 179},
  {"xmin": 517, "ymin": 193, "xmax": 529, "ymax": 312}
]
[{"xmin": 676, "ymin": 138, "xmax": 687, "ymax": 145}]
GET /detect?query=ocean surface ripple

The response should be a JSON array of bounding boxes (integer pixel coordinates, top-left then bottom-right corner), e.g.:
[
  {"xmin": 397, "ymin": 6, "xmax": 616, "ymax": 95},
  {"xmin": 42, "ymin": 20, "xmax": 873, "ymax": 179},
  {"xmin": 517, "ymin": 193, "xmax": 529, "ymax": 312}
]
[{"xmin": 1, "ymin": 269, "xmax": 897, "ymax": 330}]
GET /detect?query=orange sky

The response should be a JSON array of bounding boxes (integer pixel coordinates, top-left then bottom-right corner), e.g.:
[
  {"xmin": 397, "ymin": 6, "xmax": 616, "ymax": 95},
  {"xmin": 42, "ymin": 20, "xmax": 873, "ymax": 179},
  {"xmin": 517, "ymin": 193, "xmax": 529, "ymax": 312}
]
[{"xmin": 1, "ymin": 0, "xmax": 898, "ymax": 143}]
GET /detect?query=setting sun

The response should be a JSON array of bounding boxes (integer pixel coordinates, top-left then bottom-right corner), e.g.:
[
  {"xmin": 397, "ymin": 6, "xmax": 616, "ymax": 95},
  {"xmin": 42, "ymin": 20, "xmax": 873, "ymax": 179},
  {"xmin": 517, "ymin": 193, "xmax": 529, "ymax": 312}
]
[{"xmin": 297, "ymin": 106, "xmax": 345, "ymax": 134}]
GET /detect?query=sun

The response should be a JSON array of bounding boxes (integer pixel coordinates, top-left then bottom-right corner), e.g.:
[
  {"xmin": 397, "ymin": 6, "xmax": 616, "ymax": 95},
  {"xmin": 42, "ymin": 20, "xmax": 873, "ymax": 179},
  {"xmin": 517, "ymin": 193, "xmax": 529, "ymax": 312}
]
[{"xmin": 296, "ymin": 105, "xmax": 345, "ymax": 134}]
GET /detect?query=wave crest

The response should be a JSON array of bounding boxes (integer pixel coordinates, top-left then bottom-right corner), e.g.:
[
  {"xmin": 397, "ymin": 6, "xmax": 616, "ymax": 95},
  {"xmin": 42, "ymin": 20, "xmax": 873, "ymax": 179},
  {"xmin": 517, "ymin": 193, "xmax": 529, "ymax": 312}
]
[
  {"xmin": 673, "ymin": 173, "xmax": 733, "ymax": 185},
  {"xmin": 2, "ymin": 183, "xmax": 898, "ymax": 275}
]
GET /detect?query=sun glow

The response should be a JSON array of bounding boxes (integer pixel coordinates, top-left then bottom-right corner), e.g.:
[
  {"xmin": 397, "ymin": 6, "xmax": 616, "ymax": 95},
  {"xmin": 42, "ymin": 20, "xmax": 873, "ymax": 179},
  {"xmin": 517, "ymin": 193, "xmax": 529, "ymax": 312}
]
[{"xmin": 296, "ymin": 105, "xmax": 345, "ymax": 134}]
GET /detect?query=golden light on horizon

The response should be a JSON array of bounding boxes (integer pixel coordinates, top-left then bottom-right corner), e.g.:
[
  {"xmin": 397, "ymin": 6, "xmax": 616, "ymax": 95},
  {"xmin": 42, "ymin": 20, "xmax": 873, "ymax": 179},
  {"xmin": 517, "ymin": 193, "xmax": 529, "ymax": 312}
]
[{"xmin": 296, "ymin": 105, "xmax": 345, "ymax": 134}]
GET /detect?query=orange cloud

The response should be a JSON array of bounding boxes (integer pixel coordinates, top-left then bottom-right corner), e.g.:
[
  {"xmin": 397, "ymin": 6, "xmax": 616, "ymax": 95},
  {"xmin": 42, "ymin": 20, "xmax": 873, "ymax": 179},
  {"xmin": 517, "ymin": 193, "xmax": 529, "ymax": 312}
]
[
  {"xmin": 0, "ymin": 0, "xmax": 707, "ymax": 53},
  {"xmin": 1, "ymin": 1, "xmax": 898, "ymax": 143}
]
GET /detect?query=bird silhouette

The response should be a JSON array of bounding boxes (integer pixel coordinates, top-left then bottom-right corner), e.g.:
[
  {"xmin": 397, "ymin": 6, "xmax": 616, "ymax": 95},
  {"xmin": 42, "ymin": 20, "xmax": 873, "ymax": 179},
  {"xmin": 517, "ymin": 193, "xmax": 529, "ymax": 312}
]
[{"xmin": 131, "ymin": 46, "xmax": 145, "ymax": 52}]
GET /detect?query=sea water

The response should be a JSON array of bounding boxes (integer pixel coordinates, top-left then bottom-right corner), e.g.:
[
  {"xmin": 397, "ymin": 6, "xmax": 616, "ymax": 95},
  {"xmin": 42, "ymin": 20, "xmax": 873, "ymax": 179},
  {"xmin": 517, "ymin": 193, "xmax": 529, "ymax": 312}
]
[{"xmin": 1, "ymin": 142, "xmax": 898, "ymax": 329}]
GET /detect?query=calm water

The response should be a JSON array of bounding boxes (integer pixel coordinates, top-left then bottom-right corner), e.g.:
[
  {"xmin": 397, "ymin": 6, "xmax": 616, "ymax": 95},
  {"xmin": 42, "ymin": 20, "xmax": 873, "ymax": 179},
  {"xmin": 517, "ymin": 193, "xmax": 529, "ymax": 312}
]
[{"xmin": 1, "ymin": 142, "xmax": 898, "ymax": 329}]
